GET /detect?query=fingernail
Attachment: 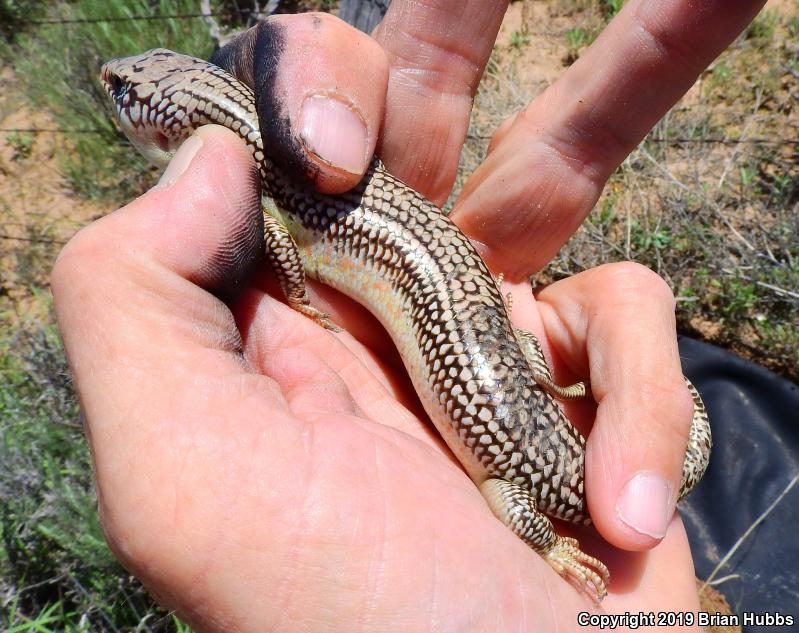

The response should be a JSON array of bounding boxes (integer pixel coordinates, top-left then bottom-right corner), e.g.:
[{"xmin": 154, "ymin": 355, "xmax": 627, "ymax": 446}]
[
  {"xmin": 157, "ymin": 134, "xmax": 204, "ymax": 187},
  {"xmin": 299, "ymin": 95, "xmax": 367, "ymax": 175},
  {"xmin": 616, "ymin": 471, "xmax": 674, "ymax": 539}
]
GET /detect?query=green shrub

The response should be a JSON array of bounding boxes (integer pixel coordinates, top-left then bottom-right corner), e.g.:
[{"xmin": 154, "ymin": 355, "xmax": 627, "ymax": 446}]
[{"xmin": 0, "ymin": 318, "xmax": 184, "ymax": 631}]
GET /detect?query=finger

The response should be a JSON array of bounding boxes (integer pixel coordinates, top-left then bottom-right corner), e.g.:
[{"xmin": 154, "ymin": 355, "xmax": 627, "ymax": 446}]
[
  {"xmin": 603, "ymin": 516, "xmax": 700, "ymax": 612},
  {"xmin": 534, "ymin": 263, "xmax": 696, "ymax": 551},
  {"xmin": 452, "ymin": 0, "xmax": 766, "ymax": 278},
  {"xmin": 373, "ymin": 0, "xmax": 508, "ymax": 203},
  {"xmin": 265, "ymin": 346, "xmax": 362, "ymax": 418},
  {"xmin": 53, "ymin": 125, "xmax": 266, "ymax": 381},
  {"xmin": 211, "ymin": 13, "xmax": 389, "ymax": 194}
]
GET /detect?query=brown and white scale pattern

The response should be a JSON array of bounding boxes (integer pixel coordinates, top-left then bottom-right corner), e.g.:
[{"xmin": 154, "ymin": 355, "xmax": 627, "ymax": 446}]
[{"xmin": 101, "ymin": 49, "xmax": 713, "ymax": 601}]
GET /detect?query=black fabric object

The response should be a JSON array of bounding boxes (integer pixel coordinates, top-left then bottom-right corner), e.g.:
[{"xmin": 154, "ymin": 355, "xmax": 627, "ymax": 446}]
[
  {"xmin": 678, "ymin": 337, "xmax": 799, "ymax": 625},
  {"xmin": 338, "ymin": 0, "xmax": 390, "ymax": 33}
]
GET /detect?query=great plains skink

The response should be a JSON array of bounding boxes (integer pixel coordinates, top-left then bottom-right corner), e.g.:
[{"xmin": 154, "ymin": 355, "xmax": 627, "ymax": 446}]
[{"xmin": 100, "ymin": 47, "xmax": 712, "ymax": 601}]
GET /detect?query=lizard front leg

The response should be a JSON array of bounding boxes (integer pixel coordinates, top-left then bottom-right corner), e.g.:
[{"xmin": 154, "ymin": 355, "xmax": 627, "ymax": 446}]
[{"xmin": 263, "ymin": 211, "xmax": 340, "ymax": 332}]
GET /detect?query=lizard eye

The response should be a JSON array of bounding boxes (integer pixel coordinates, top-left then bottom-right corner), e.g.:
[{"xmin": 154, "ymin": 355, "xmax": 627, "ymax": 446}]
[{"xmin": 110, "ymin": 75, "xmax": 125, "ymax": 98}]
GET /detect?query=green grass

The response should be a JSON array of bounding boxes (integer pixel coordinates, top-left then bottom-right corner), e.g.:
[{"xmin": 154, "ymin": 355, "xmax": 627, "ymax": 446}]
[
  {"xmin": 5, "ymin": 131, "xmax": 35, "ymax": 161},
  {"xmin": 565, "ymin": 27, "xmax": 588, "ymax": 51},
  {"xmin": 599, "ymin": 0, "xmax": 624, "ymax": 18},
  {"xmin": 0, "ymin": 315, "xmax": 187, "ymax": 631},
  {"xmin": 746, "ymin": 9, "xmax": 779, "ymax": 42},
  {"xmin": 509, "ymin": 29, "xmax": 531, "ymax": 49},
  {"xmin": 564, "ymin": 27, "xmax": 590, "ymax": 63},
  {"xmin": 5, "ymin": 0, "xmax": 217, "ymax": 202}
]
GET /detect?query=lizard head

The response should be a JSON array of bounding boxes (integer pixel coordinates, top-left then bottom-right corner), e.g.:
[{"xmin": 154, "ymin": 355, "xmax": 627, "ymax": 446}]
[{"xmin": 101, "ymin": 48, "xmax": 234, "ymax": 167}]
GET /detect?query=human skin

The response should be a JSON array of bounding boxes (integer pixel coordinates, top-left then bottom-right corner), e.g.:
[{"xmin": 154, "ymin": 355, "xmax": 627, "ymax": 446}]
[{"xmin": 52, "ymin": 1, "xmax": 763, "ymax": 630}]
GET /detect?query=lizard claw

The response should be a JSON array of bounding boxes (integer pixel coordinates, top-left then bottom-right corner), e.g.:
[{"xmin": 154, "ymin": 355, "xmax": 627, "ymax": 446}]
[
  {"xmin": 289, "ymin": 300, "xmax": 342, "ymax": 332},
  {"xmin": 543, "ymin": 536, "xmax": 610, "ymax": 603}
]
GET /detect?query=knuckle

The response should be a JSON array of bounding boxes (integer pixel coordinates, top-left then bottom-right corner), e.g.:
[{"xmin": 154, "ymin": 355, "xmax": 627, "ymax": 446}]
[
  {"xmin": 603, "ymin": 261, "xmax": 675, "ymax": 308},
  {"xmin": 51, "ymin": 221, "xmax": 112, "ymax": 294},
  {"xmin": 517, "ymin": 101, "xmax": 631, "ymax": 188},
  {"xmin": 639, "ymin": 376, "xmax": 695, "ymax": 438},
  {"xmin": 298, "ymin": 10, "xmax": 385, "ymax": 56},
  {"xmin": 633, "ymin": 14, "xmax": 702, "ymax": 80},
  {"xmin": 355, "ymin": 27, "xmax": 389, "ymax": 62}
]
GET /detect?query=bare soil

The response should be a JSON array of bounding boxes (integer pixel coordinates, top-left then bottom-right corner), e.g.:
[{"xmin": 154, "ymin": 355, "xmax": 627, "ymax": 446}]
[{"xmin": 0, "ymin": 67, "xmax": 104, "ymax": 322}]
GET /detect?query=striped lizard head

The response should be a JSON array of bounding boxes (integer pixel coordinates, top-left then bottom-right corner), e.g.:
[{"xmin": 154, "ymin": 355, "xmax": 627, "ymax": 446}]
[
  {"xmin": 101, "ymin": 49, "xmax": 203, "ymax": 167},
  {"xmin": 101, "ymin": 48, "xmax": 257, "ymax": 168}
]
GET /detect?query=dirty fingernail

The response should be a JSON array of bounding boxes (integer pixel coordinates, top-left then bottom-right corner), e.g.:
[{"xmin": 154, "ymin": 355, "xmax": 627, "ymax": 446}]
[
  {"xmin": 616, "ymin": 471, "xmax": 674, "ymax": 539},
  {"xmin": 157, "ymin": 134, "xmax": 204, "ymax": 187},
  {"xmin": 299, "ymin": 95, "xmax": 368, "ymax": 175}
]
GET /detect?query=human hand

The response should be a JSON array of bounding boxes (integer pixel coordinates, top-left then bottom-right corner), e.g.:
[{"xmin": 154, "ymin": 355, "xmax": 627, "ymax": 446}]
[
  {"xmin": 52, "ymin": 1, "xmax": 762, "ymax": 628},
  {"xmin": 52, "ymin": 126, "xmax": 700, "ymax": 630}
]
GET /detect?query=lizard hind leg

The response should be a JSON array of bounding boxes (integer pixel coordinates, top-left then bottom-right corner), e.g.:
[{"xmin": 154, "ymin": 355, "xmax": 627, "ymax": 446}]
[
  {"xmin": 479, "ymin": 477, "xmax": 609, "ymax": 602},
  {"xmin": 514, "ymin": 328, "xmax": 588, "ymax": 400}
]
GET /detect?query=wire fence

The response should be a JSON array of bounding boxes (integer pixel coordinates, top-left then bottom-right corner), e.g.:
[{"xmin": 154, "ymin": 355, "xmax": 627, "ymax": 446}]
[
  {"xmin": 5, "ymin": 9, "xmax": 796, "ymax": 143},
  {"xmin": 4, "ymin": 8, "xmax": 797, "ymax": 146},
  {"xmin": 0, "ymin": 128, "xmax": 106, "ymax": 134},
  {"xmin": 1, "ymin": 127, "xmax": 797, "ymax": 146},
  {"xmin": 0, "ymin": 234, "xmax": 67, "ymax": 245},
  {"xmin": 17, "ymin": 12, "xmax": 235, "ymax": 25},
  {"xmin": 466, "ymin": 134, "xmax": 799, "ymax": 146}
]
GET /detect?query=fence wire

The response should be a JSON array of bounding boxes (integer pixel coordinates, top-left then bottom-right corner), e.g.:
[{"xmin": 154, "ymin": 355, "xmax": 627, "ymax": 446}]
[
  {"xmin": 1, "ymin": 127, "xmax": 797, "ymax": 146},
  {"xmin": 15, "ymin": 10, "xmax": 248, "ymax": 26}
]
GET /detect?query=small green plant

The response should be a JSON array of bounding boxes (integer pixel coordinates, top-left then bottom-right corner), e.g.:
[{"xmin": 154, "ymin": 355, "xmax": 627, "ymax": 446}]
[
  {"xmin": 600, "ymin": 0, "xmax": 624, "ymax": 18},
  {"xmin": 565, "ymin": 27, "xmax": 588, "ymax": 61},
  {"xmin": 739, "ymin": 164, "xmax": 757, "ymax": 189},
  {"xmin": 719, "ymin": 278, "xmax": 759, "ymax": 319},
  {"xmin": 6, "ymin": 131, "xmax": 34, "ymax": 161},
  {"xmin": 598, "ymin": 195, "xmax": 617, "ymax": 226},
  {"xmin": 709, "ymin": 60, "xmax": 731, "ymax": 88},
  {"xmin": 746, "ymin": 9, "xmax": 779, "ymax": 42},
  {"xmin": 509, "ymin": 30, "xmax": 531, "ymax": 49},
  {"xmin": 767, "ymin": 171, "xmax": 795, "ymax": 206},
  {"xmin": 758, "ymin": 320, "xmax": 799, "ymax": 361},
  {"xmin": 788, "ymin": 15, "xmax": 799, "ymax": 38},
  {"xmin": 630, "ymin": 221, "xmax": 673, "ymax": 253}
]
